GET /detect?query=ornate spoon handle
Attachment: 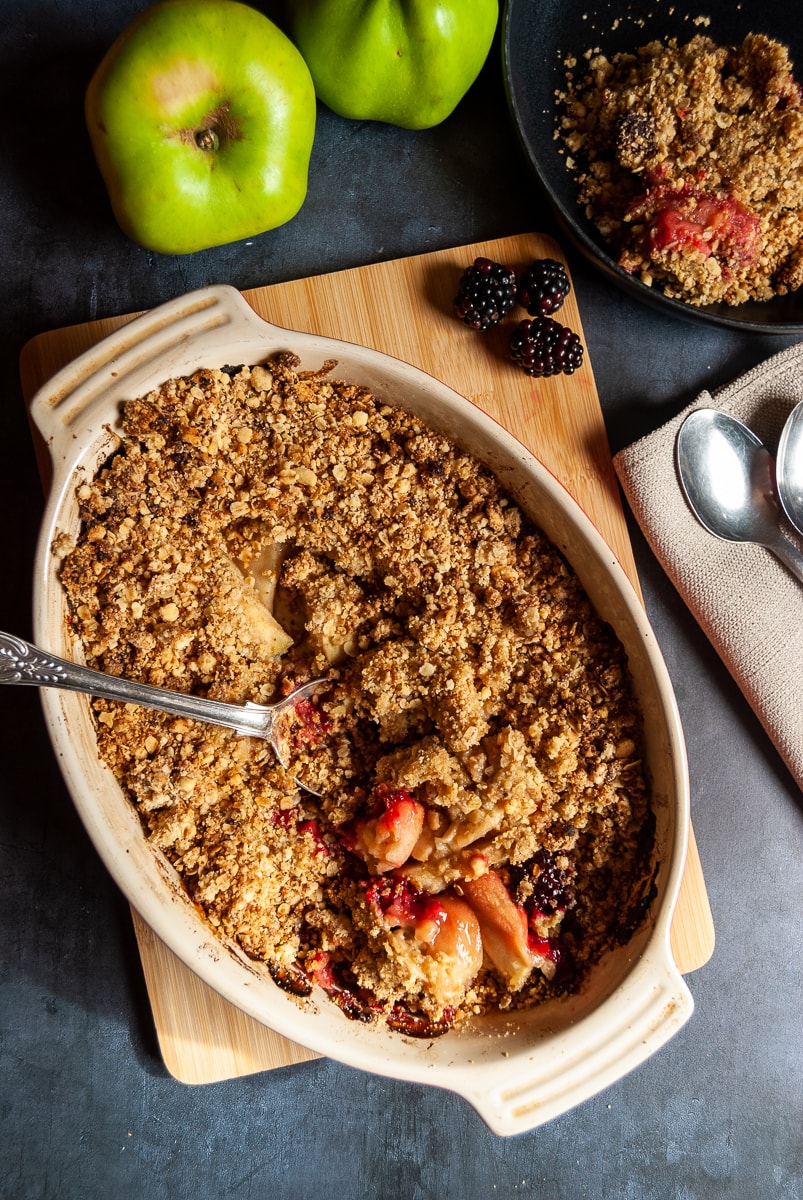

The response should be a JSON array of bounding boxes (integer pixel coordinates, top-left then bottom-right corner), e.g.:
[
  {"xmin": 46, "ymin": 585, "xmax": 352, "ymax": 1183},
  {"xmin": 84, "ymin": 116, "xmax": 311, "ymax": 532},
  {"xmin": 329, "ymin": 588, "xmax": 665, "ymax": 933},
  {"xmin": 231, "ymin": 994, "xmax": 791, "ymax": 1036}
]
[{"xmin": 0, "ymin": 630, "xmax": 319, "ymax": 744}]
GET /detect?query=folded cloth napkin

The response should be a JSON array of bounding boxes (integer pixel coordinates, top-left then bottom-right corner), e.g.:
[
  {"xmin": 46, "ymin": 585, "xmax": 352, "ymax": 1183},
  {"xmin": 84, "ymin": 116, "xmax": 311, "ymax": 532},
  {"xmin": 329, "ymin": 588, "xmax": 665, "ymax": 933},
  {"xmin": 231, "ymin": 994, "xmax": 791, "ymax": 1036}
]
[{"xmin": 613, "ymin": 340, "xmax": 803, "ymax": 792}]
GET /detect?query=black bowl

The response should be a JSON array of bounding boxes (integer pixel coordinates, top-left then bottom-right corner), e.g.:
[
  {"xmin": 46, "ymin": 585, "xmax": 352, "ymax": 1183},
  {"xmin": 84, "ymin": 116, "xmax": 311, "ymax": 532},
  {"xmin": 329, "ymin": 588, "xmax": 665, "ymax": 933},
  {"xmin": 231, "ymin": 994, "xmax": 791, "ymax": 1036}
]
[{"xmin": 502, "ymin": 0, "xmax": 803, "ymax": 333}]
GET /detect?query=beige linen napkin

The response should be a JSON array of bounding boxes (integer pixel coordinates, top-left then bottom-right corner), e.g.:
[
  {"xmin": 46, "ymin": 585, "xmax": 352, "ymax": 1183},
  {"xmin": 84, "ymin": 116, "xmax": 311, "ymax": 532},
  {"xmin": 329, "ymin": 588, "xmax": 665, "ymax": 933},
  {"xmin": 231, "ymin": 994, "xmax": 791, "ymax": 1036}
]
[{"xmin": 613, "ymin": 341, "xmax": 803, "ymax": 791}]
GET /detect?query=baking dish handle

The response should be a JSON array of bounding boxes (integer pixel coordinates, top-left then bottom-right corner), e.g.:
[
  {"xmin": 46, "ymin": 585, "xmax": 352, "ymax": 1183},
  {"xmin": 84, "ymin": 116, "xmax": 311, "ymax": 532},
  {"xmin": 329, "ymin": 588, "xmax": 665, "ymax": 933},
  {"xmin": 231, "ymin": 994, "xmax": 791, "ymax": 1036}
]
[
  {"xmin": 28, "ymin": 285, "xmax": 272, "ymax": 476},
  {"xmin": 461, "ymin": 950, "xmax": 694, "ymax": 1137}
]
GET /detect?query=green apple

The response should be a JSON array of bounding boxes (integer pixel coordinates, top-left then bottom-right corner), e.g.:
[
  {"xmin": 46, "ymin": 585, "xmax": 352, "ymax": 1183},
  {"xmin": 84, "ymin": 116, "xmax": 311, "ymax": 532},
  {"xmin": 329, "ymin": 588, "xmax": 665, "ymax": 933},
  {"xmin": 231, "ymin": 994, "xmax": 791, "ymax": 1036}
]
[
  {"xmin": 286, "ymin": 0, "xmax": 499, "ymax": 130},
  {"xmin": 85, "ymin": 0, "xmax": 317, "ymax": 254}
]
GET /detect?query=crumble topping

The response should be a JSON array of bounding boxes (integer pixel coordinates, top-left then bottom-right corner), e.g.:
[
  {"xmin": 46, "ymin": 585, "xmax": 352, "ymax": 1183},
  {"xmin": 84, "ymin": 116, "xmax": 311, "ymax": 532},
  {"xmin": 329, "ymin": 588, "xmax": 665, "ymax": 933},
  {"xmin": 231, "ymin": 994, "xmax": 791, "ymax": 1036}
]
[
  {"xmin": 58, "ymin": 355, "xmax": 654, "ymax": 1035},
  {"xmin": 558, "ymin": 32, "xmax": 803, "ymax": 306}
]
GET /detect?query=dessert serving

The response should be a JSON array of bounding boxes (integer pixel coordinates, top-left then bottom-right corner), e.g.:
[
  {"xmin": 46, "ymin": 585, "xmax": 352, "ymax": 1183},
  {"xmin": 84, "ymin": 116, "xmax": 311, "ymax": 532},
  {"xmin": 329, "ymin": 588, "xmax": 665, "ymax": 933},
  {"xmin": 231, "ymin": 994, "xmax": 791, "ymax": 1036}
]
[
  {"xmin": 56, "ymin": 351, "xmax": 655, "ymax": 1037},
  {"xmin": 558, "ymin": 32, "xmax": 803, "ymax": 307}
]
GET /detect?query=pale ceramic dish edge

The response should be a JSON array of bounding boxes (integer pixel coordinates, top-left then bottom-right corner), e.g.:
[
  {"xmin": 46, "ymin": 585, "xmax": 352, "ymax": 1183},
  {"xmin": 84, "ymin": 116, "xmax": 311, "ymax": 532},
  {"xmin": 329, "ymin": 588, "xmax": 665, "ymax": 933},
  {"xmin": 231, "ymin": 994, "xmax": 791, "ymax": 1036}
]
[{"xmin": 30, "ymin": 285, "xmax": 693, "ymax": 1136}]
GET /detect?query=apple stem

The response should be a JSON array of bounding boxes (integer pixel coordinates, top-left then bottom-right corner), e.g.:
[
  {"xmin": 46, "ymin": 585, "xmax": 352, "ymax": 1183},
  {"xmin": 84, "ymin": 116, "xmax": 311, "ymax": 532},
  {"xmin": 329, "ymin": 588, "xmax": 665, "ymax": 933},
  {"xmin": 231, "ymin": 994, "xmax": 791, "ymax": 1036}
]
[{"xmin": 195, "ymin": 128, "xmax": 219, "ymax": 152}]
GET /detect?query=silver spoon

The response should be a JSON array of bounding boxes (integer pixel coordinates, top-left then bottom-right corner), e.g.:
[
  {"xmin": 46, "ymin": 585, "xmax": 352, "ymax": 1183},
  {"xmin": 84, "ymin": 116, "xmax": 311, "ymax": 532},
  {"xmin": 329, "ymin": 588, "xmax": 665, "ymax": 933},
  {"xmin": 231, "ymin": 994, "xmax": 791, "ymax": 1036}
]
[
  {"xmin": 676, "ymin": 408, "xmax": 803, "ymax": 585},
  {"xmin": 776, "ymin": 399, "xmax": 803, "ymax": 537},
  {"xmin": 0, "ymin": 630, "xmax": 326, "ymax": 786}
]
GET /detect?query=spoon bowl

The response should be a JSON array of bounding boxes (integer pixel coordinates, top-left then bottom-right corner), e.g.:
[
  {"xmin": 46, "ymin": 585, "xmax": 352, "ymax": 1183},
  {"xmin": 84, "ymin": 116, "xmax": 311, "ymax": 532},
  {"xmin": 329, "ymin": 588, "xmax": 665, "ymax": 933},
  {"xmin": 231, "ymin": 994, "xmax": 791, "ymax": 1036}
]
[
  {"xmin": 776, "ymin": 399, "xmax": 803, "ymax": 537},
  {"xmin": 676, "ymin": 409, "xmax": 803, "ymax": 584}
]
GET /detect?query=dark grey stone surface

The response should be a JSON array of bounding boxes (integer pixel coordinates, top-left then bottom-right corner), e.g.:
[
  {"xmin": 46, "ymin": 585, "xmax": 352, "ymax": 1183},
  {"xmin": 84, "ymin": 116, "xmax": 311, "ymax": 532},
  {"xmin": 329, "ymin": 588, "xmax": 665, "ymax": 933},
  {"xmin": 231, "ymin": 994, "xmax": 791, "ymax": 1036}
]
[{"xmin": 1, "ymin": 3, "xmax": 801, "ymax": 1198}]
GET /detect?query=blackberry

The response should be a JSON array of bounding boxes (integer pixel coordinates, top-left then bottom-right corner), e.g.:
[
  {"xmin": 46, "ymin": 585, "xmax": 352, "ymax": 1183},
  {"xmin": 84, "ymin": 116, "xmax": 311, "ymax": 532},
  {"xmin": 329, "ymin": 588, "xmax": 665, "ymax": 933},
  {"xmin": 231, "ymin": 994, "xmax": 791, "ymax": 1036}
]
[
  {"xmin": 529, "ymin": 850, "xmax": 573, "ymax": 915},
  {"xmin": 512, "ymin": 850, "xmax": 573, "ymax": 917},
  {"xmin": 516, "ymin": 258, "xmax": 571, "ymax": 316},
  {"xmin": 510, "ymin": 317, "xmax": 584, "ymax": 377},
  {"xmin": 454, "ymin": 257, "xmax": 517, "ymax": 330},
  {"xmin": 615, "ymin": 110, "xmax": 656, "ymax": 171}
]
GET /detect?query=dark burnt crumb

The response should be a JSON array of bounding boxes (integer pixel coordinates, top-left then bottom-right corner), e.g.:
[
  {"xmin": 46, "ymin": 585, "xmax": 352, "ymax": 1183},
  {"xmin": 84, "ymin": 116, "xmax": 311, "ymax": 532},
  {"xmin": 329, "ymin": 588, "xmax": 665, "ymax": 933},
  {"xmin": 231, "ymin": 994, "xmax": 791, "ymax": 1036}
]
[
  {"xmin": 386, "ymin": 1005, "xmax": 456, "ymax": 1038},
  {"xmin": 268, "ymin": 962, "xmax": 313, "ymax": 997},
  {"xmin": 57, "ymin": 356, "xmax": 654, "ymax": 1033}
]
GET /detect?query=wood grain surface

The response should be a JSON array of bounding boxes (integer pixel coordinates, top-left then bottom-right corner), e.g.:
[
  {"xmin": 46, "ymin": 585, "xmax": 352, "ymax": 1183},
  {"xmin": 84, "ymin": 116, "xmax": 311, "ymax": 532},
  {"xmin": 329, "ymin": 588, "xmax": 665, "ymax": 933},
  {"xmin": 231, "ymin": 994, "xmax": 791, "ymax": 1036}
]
[{"xmin": 20, "ymin": 232, "xmax": 714, "ymax": 1085}]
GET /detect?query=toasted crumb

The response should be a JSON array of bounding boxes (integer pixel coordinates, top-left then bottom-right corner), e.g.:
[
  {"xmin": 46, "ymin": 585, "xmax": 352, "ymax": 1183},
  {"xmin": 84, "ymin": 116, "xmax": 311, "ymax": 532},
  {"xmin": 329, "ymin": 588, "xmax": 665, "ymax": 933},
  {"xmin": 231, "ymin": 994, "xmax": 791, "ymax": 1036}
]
[{"xmin": 59, "ymin": 358, "xmax": 654, "ymax": 1033}]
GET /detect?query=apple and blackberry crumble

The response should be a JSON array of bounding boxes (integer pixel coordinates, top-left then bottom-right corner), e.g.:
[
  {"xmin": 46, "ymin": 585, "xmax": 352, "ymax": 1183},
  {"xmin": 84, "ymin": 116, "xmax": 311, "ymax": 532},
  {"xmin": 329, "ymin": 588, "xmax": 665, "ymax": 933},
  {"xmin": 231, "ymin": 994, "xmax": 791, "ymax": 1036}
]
[
  {"xmin": 559, "ymin": 33, "xmax": 803, "ymax": 306},
  {"xmin": 57, "ymin": 354, "xmax": 654, "ymax": 1035}
]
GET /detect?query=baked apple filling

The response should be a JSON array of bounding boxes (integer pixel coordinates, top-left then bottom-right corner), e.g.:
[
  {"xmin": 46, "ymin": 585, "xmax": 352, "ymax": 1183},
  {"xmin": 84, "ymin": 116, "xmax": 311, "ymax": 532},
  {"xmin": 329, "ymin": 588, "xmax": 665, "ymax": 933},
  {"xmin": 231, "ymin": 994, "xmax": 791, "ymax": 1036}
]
[{"xmin": 57, "ymin": 355, "xmax": 655, "ymax": 1035}]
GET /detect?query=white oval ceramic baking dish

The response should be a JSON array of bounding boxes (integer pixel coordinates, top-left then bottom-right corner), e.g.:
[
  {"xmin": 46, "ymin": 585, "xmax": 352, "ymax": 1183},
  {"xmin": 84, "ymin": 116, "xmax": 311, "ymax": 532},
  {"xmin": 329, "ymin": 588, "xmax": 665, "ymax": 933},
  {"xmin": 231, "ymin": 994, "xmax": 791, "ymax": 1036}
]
[{"xmin": 30, "ymin": 285, "xmax": 692, "ymax": 1137}]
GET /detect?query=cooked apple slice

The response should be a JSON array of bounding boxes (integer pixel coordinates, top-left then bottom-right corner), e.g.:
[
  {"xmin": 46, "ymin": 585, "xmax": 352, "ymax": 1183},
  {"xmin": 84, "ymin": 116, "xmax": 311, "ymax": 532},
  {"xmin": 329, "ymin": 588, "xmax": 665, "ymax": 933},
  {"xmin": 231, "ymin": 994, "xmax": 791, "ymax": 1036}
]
[
  {"xmin": 218, "ymin": 553, "xmax": 292, "ymax": 658},
  {"xmin": 243, "ymin": 540, "xmax": 287, "ymax": 611},
  {"xmin": 224, "ymin": 540, "xmax": 292, "ymax": 657},
  {"xmin": 414, "ymin": 895, "xmax": 483, "ymax": 971},
  {"xmin": 369, "ymin": 881, "xmax": 484, "ymax": 1014},
  {"xmin": 461, "ymin": 869, "xmax": 536, "ymax": 990},
  {"xmin": 233, "ymin": 579, "xmax": 292, "ymax": 657},
  {"xmin": 352, "ymin": 787, "xmax": 426, "ymax": 873}
]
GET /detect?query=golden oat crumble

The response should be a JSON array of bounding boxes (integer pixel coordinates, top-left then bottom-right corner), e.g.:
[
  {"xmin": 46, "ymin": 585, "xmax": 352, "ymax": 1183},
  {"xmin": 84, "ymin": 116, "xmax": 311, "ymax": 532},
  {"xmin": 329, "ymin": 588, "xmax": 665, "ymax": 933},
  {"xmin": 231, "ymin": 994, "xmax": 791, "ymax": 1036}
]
[
  {"xmin": 558, "ymin": 33, "xmax": 803, "ymax": 306},
  {"xmin": 58, "ymin": 355, "xmax": 654, "ymax": 1035}
]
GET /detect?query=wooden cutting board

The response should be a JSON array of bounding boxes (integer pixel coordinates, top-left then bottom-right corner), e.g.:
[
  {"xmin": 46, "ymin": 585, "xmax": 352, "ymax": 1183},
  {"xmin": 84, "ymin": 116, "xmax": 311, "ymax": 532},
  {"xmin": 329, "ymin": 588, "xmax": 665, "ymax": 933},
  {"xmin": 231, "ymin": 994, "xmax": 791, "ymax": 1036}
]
[{"xmin": 20, "ymin": 233, "xmax": 714, "ymax": 1085}]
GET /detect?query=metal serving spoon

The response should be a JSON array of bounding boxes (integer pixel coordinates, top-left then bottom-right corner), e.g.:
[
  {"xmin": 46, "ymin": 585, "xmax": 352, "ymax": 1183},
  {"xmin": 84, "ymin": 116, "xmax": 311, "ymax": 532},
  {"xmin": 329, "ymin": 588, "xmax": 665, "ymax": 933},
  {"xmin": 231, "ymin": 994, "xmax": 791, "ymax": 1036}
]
[
  {"xmin": 676, "ymin": 408, "xmax": 803, "ymax": 585},
  {"xmin": 0, "ymin": 630, "xmax": 325, "ymax": 783},
  {"xmin": 776, "ymin": 399, "xmax": 803, "ymax": 537}
]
